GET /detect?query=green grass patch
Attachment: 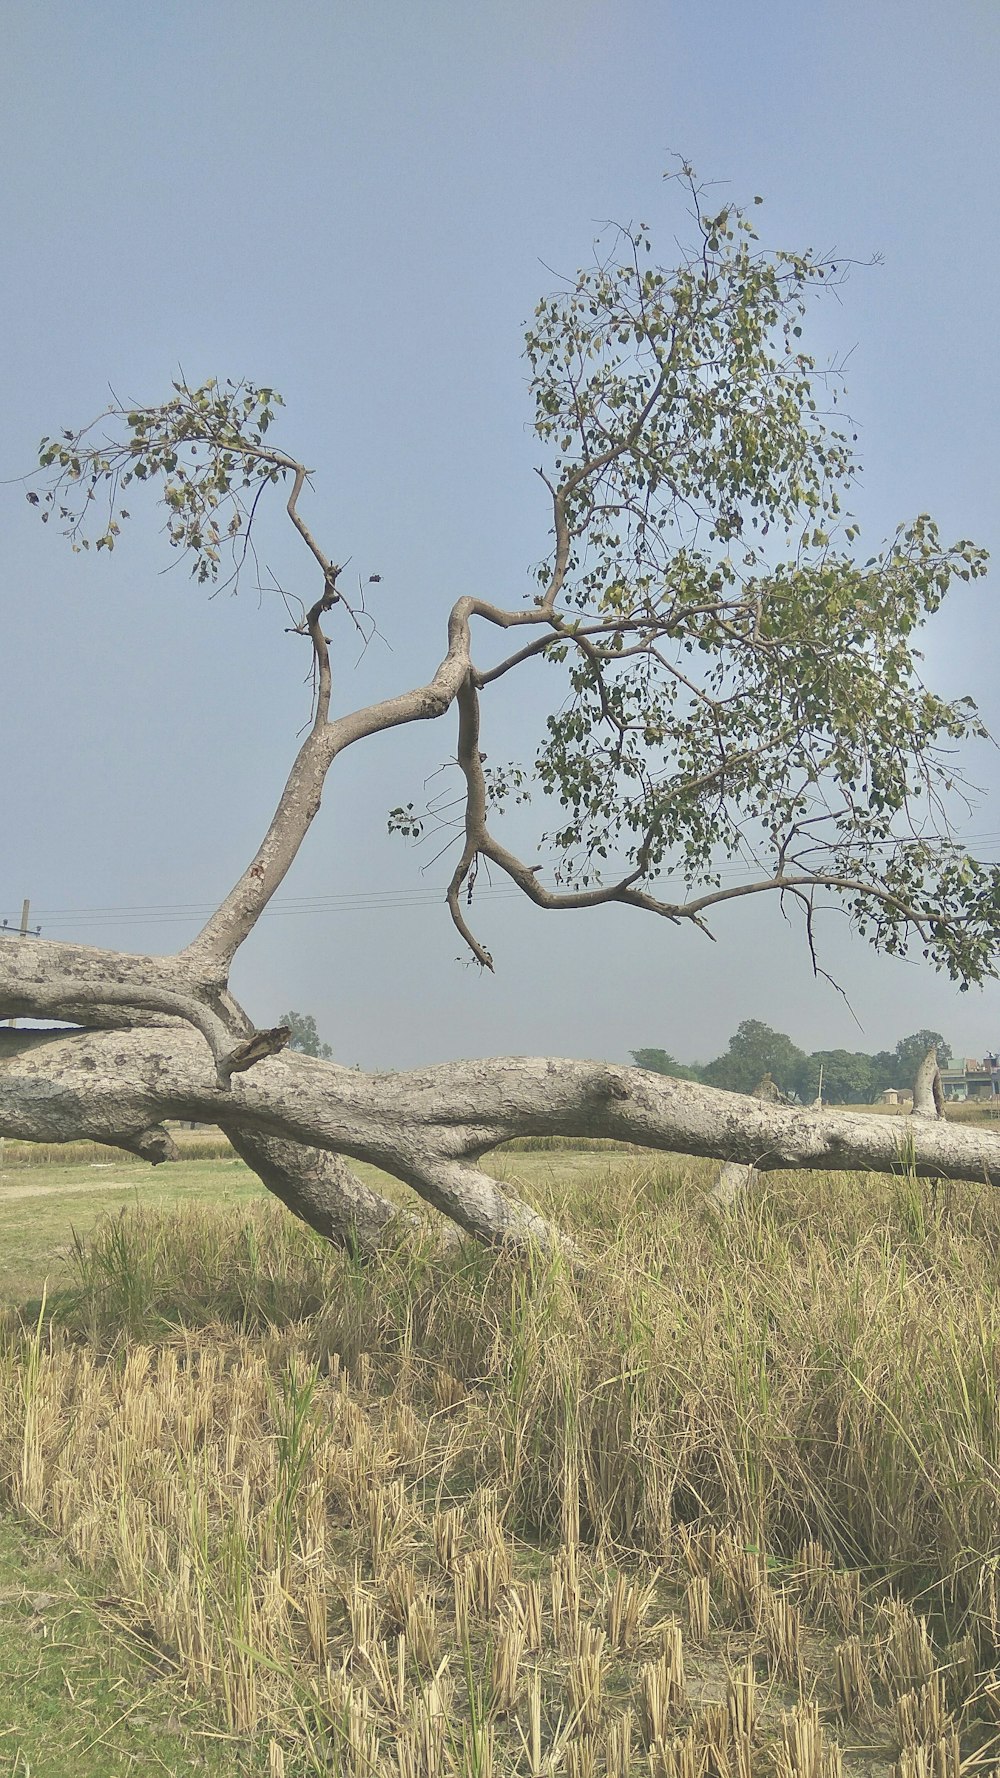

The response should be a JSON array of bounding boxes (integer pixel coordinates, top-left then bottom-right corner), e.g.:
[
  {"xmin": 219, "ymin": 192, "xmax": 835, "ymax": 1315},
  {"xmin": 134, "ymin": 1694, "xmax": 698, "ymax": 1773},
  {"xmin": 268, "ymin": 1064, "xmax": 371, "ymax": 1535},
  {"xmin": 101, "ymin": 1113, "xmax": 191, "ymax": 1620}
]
[
  {"xmin": 0, "ymin": 1516, "xmax": 261, "ymax": 1776},
  {"xmin": 0, "ymin": 1148, "xmax": 662, "ymax": 1313},
  {"xmin": 0, "ymin": 1157, "xmax": 265, "ymax": 1310}
]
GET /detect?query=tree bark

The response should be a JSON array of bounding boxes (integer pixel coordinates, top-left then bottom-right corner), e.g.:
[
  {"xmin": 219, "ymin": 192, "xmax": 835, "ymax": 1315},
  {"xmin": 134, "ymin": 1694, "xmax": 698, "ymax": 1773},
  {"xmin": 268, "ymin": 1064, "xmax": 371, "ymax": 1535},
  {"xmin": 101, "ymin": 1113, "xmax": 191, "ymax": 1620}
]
[
  {"xmin": 220, "ymin": 1124, "xmax": 421, "ymax": 1257},
  {"xmin": 4, "ymin": 1026, "xmax": 1000, "ymax": 1257},
  {"xmin": 912, "ymin": 1046, "xmax": 944, "ymax": 1120},
  {"xmin": 706, "ymin": 1074, "xmax": 787, "ymax": 1210}
]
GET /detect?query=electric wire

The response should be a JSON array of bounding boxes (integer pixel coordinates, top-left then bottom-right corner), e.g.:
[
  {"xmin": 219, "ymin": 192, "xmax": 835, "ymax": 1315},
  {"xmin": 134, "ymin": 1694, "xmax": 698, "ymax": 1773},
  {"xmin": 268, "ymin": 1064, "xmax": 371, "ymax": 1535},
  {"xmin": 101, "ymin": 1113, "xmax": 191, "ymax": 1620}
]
[{"xmin": 7, "ymin": 826, "xmax": 1000, "ymax": 939}]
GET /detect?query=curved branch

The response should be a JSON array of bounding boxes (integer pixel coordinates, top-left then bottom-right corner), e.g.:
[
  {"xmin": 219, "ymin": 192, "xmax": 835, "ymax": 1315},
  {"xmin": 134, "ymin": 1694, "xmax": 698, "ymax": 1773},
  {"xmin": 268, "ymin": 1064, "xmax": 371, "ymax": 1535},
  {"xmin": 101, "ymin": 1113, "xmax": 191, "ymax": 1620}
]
[
  {"xmin": 399, "ymin": 1153, "xmax": 578, "ymax": 1253},
  {"xmin": 476, "ymin": 830, "xmax": 681, "ymax": 922},
  {"xmin": 445, "ymin": 675, "xmax": 494, "ymax": 969},
  {"xmin": 670, "ymin": 870, "xmax": 944, "ymax": 929},
  {"xmin": 183, "ymin": 591, "xmax": 565, "ymax": 974},
  {"xmin": 280, "ymin": 459, "xmax": 338, "ymax": 579},
  {"xmin": 0, "ymin": 943, "xmax": 293, "ymax": 1091},
  {"xmin": 0, "ymin": 974, "xmax": 246, "ymax": 1085},
  {"xmin": 0, "ymin": 941, "xmax": 227, "ymax": 1039},
  {"xmin": 221, "ymin": 1122, "xmax": 432, "ymax": 1256},
  {"xmin": 444, "ymin": 669, "xmax": 688, "ymax": 961},
  {"xmin": 534, "ymin": 469, "xmax": 571, "ymax": 611}
]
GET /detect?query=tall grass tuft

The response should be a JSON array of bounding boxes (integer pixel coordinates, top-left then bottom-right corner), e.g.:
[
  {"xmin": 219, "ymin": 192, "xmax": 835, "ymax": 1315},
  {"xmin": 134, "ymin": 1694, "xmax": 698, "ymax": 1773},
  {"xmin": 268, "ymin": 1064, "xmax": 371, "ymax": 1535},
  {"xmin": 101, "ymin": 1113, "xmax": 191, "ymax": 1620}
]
[{"xmin": 32, "ymin": 1158, "xmax": 1000, "ymax": 1609}]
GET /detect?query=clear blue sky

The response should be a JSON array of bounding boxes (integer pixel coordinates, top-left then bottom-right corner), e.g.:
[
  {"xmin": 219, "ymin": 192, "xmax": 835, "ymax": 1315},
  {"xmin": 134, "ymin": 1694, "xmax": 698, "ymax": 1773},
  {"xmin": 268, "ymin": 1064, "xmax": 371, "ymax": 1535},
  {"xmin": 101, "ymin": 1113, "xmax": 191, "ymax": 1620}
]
[{"xmin": 2, "ymin": 0, "xmax": 998, "ymax": 1068}]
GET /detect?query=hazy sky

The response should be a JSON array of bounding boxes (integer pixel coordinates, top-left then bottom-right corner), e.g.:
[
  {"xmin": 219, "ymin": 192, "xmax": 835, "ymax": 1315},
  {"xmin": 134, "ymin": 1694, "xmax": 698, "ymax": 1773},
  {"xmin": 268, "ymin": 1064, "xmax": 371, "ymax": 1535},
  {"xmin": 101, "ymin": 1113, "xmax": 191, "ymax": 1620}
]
[{"xmin": 2, "ymin": 1, "xmax": 998, "ymax": 1069}]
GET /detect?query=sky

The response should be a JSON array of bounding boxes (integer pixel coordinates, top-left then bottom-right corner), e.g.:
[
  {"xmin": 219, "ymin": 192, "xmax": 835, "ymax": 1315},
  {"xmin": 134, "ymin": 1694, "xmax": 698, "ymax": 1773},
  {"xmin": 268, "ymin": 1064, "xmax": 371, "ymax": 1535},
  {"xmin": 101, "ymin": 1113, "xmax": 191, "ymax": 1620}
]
[{"xmin": 2, "ymin": 0, "xmax": 999, "ymax": 1071}]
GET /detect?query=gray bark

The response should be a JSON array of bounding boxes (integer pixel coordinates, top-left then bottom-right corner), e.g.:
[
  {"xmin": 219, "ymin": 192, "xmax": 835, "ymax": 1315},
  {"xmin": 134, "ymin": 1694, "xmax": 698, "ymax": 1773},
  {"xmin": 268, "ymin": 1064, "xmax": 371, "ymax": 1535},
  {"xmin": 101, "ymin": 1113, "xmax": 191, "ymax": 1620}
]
[
  {"xmin": 221, "ymin": 1124, "xmax": 420, "ymax": 1257},
  {"xmin": 706, "ymin": 1161, "xmax": 755, "ymax": 1211},
  {"xmin": 912, "ymin": 1046, "xmax": 944, "ymax": 1120},
  {"xmin": 706, "ymin": 1074, "xmax": 787, "ymax": 1210},
  {"xmin": 5, "ymin": 1026, "xmax": 1000, "ymax": 1256}
]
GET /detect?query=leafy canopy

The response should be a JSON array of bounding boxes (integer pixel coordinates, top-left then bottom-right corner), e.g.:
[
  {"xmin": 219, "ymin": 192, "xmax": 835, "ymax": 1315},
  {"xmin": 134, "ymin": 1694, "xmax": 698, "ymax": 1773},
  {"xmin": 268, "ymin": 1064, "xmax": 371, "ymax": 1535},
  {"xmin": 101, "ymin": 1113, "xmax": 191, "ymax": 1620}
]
[
  {"xmin": 633, "ymin": 1025, "xmax": 954, "ymax": 1103},
  {"xmin": 33, "ymin": 378, "xmax": 286, "ymax": 585},
  {"xmin": 792, "ymin": 1049, "xmax": 877, "ymax": 1105},
  {"xmin": 628, "ymin": 1049, "xmax": 703, "ymax": 1083},
  {"xmin": 700, "ymin": 1019, "xmax": 805, "ymax": 1097},
  {"xmin": 893, "ymin": 1028, "xmax": 950, "ymax": 1078},
  {"xmin": 520, "ymin": 169, "xmax": 993, "ymax": 981},
  {"xmin": 28, "ymin": 166, "xmax": 999, "ymax": 988}
]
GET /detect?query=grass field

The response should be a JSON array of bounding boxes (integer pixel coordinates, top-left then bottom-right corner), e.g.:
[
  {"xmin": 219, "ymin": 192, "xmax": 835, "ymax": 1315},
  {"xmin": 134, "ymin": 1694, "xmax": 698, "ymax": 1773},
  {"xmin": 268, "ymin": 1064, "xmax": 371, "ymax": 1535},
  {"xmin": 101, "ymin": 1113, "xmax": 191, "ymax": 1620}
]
[
  {"xmin": 0, "ymin": 1513, "xmax": 249, "ymax": 1777},
  {"xmin": 3, "ymin": 1137, "xmax": 1000, "ymax": 1774}
]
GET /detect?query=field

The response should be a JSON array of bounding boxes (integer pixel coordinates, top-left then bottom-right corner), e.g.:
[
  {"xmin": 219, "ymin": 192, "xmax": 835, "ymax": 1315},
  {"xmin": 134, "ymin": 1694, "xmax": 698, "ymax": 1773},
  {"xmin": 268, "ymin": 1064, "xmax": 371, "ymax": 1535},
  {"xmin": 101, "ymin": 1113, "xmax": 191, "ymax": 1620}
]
[{"xmin": 2, "ymin": 1137, "xmax": 1000, "ymax": 1774}]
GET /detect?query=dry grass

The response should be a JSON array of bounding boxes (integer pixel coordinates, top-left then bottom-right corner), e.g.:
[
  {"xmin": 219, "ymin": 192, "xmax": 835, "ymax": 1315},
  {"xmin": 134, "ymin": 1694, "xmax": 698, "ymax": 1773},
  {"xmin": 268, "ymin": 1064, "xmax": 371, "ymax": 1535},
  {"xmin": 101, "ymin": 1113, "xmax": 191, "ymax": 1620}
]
[
  {"xmin": 0, "ymin": 1130, "xmax": 653, "ymax": 1171},
  {"xmin": 0, "ymin": 1514, "xmax": 248, "ymax": 1776},
  {"xmin": 3, "ymin": 1154, "xmax": 1000, "ymax": 1773},
  {"xmin": 0, "ymin": 1127, "xmax": 236, "ymax": 1169}
]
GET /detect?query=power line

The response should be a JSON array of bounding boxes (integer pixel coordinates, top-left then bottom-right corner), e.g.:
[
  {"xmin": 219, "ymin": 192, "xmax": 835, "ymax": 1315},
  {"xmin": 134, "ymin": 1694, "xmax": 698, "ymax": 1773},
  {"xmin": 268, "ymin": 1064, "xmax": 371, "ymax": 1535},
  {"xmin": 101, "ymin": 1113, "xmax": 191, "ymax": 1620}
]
[
  {"xmin": 13, "ymin": 884, "xmax": 532, "ymax": 931},
  {"xmin": 8, "ymin": 829, "xmax": 1000, "ymax": 936},
  {"xmin": 9, "ymin": 842, "xmax": 1000, "ymax": 938}
]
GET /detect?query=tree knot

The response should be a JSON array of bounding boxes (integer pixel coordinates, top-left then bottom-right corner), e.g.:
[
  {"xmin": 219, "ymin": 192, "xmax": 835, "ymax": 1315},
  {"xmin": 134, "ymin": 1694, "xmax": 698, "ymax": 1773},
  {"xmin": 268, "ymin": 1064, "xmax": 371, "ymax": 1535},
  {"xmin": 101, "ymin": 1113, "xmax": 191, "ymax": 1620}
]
[{"xmin": 597, "ymin": 1071, "xmax": 630, "ymax": 1100}]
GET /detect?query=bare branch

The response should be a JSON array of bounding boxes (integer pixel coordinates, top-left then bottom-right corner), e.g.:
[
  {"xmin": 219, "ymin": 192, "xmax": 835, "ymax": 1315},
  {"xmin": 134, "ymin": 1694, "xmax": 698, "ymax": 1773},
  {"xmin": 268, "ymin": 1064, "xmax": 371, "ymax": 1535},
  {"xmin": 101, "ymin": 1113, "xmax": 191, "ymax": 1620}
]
[
  {"xmin": 446, "ymin": 675, "xmax": 494, "ymax": 969},
  {"xmin": 0, "ymin": 974, "xmax": 238, "ymax": 1082},
  {"xmin": 534, "ymin": 469, "xmax": 571, "ymax": 610},
  {"xmin": 217, "ymin": 1023, "xmax": 292, "ymax": 1086},
  {"xmin": 281, "ymin": 460, "xmax": 337, "ymax": 578},
  {"xmin": 184, "ymin": 590, "xmax": 573, "ymax": 973},
  {"xmin": 221, "ymin": 1122, "xmax": 435, "ymax": 1256}
]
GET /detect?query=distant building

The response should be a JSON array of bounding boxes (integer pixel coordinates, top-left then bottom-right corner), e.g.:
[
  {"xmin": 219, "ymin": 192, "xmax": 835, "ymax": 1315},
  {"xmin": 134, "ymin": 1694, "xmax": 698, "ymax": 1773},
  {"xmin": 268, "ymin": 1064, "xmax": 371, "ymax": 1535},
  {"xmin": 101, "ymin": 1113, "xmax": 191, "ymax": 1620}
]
[
  {"xmin": 939, "ymin": 1056, "xmax": 1000, "ymax": 1102},
  {"xmin": 881, "ymin": 1088, "xmax": 912, "ymax": 1105}
]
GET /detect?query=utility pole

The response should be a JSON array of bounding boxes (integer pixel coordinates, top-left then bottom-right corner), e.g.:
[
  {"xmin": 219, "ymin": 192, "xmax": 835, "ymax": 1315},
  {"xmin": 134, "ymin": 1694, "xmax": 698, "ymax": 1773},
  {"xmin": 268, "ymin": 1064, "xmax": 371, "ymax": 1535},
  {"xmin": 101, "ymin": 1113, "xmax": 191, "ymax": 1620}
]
[{"xmin": 2, "ymin": 899, "xmax": 33, "ymax": 1027}]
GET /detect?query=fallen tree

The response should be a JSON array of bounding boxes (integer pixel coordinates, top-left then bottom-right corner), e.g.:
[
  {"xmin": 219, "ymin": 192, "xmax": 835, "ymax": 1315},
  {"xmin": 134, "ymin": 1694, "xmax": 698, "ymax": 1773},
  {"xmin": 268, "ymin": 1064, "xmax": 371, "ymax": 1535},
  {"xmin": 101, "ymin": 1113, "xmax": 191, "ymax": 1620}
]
[{"xmin": 5, "ymin": 168, "xmax": 999, "ymax": 1254}]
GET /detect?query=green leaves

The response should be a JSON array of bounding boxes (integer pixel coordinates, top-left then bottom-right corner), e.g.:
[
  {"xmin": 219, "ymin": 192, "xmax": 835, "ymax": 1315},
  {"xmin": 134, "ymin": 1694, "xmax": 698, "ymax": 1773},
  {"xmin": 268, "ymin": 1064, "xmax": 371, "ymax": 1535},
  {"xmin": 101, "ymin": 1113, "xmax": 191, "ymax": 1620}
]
[
  {"xmin": 387, "ymin": 803, "xmax": 425, "ymax": 841},
  {"xmin": 29, "ymin": 377, "xmax": 288, "ymax": 588},
  {"xmin": 514, "ymin": 169, "xmax": 996, "ymax": 980}
]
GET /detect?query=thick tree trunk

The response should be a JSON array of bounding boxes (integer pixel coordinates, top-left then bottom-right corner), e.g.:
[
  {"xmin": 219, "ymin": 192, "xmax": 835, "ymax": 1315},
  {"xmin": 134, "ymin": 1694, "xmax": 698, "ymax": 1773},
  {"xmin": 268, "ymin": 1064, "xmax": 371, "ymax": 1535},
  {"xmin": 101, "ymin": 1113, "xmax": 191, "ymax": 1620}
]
[
  {"xmin": 220, "ymin": 1124, "xmax": 421, "ymax": 1256},
  {"xmin": 4, "ymin": 1025, "xmax": 1000, "ymax": 1256}
]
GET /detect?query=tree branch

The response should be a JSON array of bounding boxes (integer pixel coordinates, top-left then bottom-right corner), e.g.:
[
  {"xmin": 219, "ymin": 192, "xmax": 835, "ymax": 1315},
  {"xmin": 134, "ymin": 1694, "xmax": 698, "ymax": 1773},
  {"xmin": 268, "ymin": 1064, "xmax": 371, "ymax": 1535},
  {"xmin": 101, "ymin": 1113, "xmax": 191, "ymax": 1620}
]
[
  {"xmin": 446, "ymin": 675, "xmax": 495, "ymax": 969},
  {"xmin": 182, "ymin": 590, "xmax": 573, "ymax": 974},
  {"xmin": 6, "ymin": 1035, "xmax": 1000, "ymax": 1262},
  {"xmin": 220, "ymin": 1122, "xmax": 434, "ymax": 1256}
]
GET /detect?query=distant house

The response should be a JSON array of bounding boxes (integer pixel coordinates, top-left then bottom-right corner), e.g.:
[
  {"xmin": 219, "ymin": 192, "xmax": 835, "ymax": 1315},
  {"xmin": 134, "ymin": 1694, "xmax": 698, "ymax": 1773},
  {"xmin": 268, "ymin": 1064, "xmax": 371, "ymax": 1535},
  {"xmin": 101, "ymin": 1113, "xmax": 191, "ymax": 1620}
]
[
  {"xmin": 940, "ymin": 1057, "xmax": 1000, "ymax": 1102},
  {"xmin": 881, "ymin": 1088, "xmax": 913, "ymax": 1105}
]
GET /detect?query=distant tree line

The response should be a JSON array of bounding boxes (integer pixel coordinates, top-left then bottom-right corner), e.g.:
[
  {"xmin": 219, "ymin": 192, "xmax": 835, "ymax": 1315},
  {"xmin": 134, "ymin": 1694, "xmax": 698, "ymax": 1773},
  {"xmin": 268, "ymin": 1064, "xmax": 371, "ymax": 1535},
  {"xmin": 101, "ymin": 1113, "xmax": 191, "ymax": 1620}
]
[{"xmin": 631, "ymin": 1021, "xmax": 950, "ymax": 1104}]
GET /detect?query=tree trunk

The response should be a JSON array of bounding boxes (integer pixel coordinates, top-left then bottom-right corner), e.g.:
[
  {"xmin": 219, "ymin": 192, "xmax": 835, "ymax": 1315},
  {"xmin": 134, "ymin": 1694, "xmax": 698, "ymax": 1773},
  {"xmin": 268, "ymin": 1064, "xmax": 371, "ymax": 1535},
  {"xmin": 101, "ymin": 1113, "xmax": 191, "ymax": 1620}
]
[
  {"xmin": 5, "ymin": 1025, "xmax": 1000, "ymax": 1256},
  {"xmin": 220, "ymin": 1124, "xmax": 421, "ymax": 1256}
]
